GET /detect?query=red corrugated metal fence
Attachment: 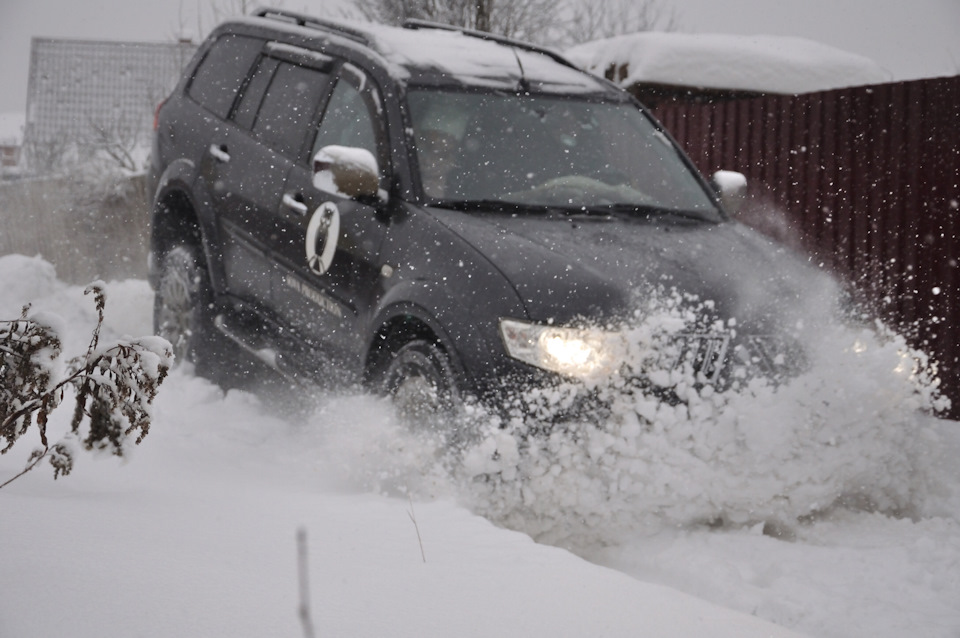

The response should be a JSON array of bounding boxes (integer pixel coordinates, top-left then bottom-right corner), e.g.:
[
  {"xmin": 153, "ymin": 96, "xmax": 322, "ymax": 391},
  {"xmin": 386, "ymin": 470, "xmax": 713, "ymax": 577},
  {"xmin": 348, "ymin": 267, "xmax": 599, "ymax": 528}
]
[{"xmin": 650, "ymin": 76, "xmax": 960, "ymax": 416}]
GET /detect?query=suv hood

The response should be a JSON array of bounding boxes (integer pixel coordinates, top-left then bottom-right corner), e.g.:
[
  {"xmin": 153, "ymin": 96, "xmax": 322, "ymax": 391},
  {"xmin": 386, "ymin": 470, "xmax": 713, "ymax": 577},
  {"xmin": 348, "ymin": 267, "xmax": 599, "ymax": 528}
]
[{"xmin": 431, "ymin": 209, "xmax": 831, "ymax": 331}]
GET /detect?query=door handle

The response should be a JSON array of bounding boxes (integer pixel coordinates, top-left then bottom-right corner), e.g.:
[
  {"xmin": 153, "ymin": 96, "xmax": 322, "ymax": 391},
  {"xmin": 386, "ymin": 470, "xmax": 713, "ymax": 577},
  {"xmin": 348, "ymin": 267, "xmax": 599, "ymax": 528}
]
[
  {"xmin": 282, "ymin": 192, "xmax": 308, "ymax": 216},
  {"xmin": 209, "ymin": 144, "xmax": 230, "ymax": 163}
]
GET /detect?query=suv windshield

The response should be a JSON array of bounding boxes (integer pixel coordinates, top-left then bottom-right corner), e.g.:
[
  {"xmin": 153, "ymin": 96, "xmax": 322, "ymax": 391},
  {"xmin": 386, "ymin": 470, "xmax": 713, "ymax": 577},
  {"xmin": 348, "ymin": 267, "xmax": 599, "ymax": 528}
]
[{"xmin": 407, "ymin": 89, "xmax": 722, "ymax": 222}]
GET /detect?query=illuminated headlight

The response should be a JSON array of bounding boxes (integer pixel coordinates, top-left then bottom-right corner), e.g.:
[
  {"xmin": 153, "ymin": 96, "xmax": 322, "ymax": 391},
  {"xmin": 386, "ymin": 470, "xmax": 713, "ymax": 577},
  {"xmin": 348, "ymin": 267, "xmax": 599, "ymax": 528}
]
[
  {"xmin": 893, "ymin": 349, "xmax": 919, "ymax": 380},
  {"xmin": 499, "ymin": 318, "xmax": 624, "ymax": 379},
  {"xmin": 849, "ymin": 337, "xmax": 919, "ymax": 380}
]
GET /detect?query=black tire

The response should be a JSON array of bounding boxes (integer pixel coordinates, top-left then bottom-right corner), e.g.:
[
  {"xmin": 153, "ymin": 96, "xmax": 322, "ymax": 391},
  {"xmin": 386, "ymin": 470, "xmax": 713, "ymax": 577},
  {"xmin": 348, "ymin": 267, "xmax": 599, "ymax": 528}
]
[
  {"xmin": 380, "ymin": 339, "xmax": 463, "ymax": 432},
  {"xmin": 153, "ymin": 244, "xmax": 217, "ymax": 371},
  {"xmin": 153, "ymin": 245, "xmax": 289, "ymax": 394}
]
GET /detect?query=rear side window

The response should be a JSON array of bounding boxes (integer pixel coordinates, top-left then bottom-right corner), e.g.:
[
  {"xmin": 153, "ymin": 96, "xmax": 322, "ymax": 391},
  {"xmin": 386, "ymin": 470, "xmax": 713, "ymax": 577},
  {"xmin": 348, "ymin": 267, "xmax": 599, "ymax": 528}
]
[
  {"xmin": 252, "ymin": 62, "xmax": 331, "ymax": 158},
  {"xmin": 233, "ymin": 56, "xmax": 279, "ymax": 130},
  {"xmin": 188, "ymin": 34, "xmax": 263, "ymax": 118}
]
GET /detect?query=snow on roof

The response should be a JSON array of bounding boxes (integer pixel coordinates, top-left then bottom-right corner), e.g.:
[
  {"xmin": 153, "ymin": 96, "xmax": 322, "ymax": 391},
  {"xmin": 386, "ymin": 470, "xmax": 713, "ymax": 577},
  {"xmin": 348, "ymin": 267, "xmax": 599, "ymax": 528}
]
[
  {"xmin": 367, "ymin": 25, "xmax": 604, "ymax": 92},
  {"xmin": 235, "ymin": 15, "xmax": 608, "ymax": 93},
  {"xmin": 0, "ymin": 112, "xmax": 24, "ymax": 145},
  {"xmin": 566, "ymin": 32, "xmax": 893, "ymax": 95}
]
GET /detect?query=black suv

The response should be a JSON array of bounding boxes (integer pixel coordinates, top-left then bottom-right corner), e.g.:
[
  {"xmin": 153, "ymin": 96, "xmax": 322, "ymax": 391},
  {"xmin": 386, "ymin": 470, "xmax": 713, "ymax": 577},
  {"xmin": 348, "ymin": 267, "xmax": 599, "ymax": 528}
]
[{"xmin": 150, "ymin": 9, "xmax": 809, "ymax": 417}]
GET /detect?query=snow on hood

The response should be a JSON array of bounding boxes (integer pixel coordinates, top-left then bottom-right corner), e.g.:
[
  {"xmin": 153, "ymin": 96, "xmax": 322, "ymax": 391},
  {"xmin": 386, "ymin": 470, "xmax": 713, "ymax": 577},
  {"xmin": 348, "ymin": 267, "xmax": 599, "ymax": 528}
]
[
  {"xmin": 566, "ymin": 32, "xmax": 892, "ymax": 94},
  {"xmin": 432, "ymin": 209, "xmax": 833, "ymax": 330}
]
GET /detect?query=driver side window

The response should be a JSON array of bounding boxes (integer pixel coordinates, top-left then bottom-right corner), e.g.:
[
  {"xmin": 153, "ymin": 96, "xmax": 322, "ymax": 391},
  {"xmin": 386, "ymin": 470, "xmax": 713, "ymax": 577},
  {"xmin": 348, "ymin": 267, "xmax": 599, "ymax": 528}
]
[{"xmin": 312, "ymin": 77, "xmax": 379, "ymax": 161}]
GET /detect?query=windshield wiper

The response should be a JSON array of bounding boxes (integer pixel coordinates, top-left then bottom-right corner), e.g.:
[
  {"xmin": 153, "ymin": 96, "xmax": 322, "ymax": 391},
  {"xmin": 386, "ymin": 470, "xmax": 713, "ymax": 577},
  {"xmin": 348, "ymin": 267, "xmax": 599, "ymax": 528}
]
[
  {"xmin": 430, "ymin": 199, "xmax": 718, "ymax": 223},
  {"xmin": 433, "ymin": 198, "xmax": 631, "ymax": 217},
  {"xmin": 580, "ymin": 203, "xmax": 718, "ymax": 223},
  {"xmin": 430, "ymin": 199, "xmax": 560, "ymax": 215}
]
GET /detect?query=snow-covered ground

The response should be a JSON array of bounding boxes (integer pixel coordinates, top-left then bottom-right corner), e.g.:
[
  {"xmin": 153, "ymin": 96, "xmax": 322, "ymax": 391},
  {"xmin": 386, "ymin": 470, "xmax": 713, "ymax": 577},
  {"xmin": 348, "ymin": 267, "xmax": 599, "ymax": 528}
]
[{"xmin": 1, "ymin": 252, "xmax": 959, "ymax": 638}]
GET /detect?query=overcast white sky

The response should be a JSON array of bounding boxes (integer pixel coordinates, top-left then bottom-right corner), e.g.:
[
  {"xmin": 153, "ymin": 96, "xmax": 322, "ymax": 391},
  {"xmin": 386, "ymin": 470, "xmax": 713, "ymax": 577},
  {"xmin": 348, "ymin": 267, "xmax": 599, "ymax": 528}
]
[{"xmin": 0, "ymin": 0, "xmax": 958, "ymax": 115}]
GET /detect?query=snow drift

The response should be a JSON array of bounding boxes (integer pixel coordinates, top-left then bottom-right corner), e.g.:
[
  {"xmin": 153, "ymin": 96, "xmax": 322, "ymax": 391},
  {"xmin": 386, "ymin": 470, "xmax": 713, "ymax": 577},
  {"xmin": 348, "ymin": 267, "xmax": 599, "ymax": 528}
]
[{"xmin": 2, "ymin": 253, "xmax": 959, "ymax": 638}]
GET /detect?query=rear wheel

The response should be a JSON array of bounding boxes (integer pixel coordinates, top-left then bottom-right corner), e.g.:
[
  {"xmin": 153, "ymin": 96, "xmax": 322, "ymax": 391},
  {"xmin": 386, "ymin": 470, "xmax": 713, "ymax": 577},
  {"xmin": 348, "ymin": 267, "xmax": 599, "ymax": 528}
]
[
  {"xmin": 154, "ymin": 244, "xmax": 263, "ymax": 389},
  {"xmin": 155, "ymin": 243, "xmax": 257, "ymax": 381},
  {"xmin": 154, "ymin": 244, "xmax": 214, "ymax": 368}
]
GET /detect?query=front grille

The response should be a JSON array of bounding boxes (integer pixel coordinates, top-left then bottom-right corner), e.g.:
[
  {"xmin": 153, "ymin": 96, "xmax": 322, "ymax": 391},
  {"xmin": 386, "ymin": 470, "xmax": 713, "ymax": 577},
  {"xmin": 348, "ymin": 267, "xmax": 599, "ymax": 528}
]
[
  {"xmin": 673, "ymin": 333, "xmax": 730, "ymax": 384},
  {"xmin": 670, "ymin": 333, "xmax": 806, "ymax": 387}
]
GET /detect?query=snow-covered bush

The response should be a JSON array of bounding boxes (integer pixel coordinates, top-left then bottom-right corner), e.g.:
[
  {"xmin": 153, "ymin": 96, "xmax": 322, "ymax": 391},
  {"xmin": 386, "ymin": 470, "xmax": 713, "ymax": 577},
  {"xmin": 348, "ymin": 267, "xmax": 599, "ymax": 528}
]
[{"xmin": 0, "ymin": 283, "xmax": 172, "ymax": 488}]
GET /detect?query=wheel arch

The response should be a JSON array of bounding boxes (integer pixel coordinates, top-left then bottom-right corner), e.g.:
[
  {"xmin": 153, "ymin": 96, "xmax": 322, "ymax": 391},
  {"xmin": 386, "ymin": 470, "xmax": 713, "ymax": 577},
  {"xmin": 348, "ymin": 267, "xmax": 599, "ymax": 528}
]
[
  {"xmin": 363, "ymin": 302, "xmax": 466, "ymax": 390},
  {"xmin": 149, "ymin": 163, "xmax": 207, "ymax": 289},
  {"xmin": 153, "ymin": 189, "xmax": 201, "ymax": 245}
]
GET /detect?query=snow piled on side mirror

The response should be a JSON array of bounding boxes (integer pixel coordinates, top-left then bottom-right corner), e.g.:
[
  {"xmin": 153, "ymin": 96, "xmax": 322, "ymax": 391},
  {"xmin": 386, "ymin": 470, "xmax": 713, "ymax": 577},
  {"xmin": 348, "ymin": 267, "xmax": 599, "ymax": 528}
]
[{"xmin": 312, "ymin": 145, "xmax": 380, "ymax": 200}]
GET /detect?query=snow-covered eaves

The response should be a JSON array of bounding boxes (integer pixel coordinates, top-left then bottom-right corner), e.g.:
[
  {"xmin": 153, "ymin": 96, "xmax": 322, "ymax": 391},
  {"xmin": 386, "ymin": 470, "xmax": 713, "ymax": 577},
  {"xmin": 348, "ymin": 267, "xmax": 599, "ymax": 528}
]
[{"xmin": 566, "ymin": 32, "xmax": 892, "ymax": 96}]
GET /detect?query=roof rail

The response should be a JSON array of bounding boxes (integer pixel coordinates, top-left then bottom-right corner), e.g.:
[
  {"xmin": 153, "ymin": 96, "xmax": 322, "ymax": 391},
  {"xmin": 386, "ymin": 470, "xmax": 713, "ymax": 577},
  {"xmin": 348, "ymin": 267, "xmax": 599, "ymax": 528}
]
[
  {"xmin": 253, "ymin": 7, "xmax": 372, "ymax": 46},
  {"xmin": 401, "ymin": 19, "xmax": 577, "ymax": 69}
]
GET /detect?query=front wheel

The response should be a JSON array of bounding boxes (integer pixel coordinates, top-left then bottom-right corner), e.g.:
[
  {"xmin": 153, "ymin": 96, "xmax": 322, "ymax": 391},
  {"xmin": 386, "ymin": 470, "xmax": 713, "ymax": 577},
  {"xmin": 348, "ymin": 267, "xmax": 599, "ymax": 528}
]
[{"xmin": 380, "ymin": 339, "xmax": 463, "ymax": 433}]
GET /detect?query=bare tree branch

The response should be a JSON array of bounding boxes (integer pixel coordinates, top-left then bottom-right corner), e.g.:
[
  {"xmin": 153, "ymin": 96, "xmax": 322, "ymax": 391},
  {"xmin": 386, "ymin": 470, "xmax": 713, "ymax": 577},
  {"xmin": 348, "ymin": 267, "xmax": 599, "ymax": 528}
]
[
  {"xmin": 85, "ymin": 113, "xmax": 143, "ymax": 174},
  {"xmin": 346, "ymin": 0, "xmax": 677, "ymax": 47},
  {"xmin": 566, "ymin": 0, "xmax": 679, "ymax": 46}
]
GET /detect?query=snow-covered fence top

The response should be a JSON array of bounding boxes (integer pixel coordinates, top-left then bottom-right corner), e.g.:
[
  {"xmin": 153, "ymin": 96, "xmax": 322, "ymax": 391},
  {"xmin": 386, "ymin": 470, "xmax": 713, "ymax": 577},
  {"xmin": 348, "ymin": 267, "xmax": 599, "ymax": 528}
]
[{"xmin": 566, "ymin": 31, "xmax": 892, "ymax": 97}]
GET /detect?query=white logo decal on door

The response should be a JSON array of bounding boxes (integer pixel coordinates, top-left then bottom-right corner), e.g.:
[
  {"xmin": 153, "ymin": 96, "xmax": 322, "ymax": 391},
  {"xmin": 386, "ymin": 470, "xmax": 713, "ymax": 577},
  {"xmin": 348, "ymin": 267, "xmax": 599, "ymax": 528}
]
[{"xmin": 305, "ymin": 202, "xmax": 340, "ymax": 275}]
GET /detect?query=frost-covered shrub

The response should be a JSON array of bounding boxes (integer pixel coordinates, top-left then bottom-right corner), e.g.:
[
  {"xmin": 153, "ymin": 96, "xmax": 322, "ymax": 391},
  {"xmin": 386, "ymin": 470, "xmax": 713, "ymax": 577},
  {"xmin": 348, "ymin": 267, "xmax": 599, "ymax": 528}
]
[{"xmin": 0, "ymin": 284, "xmax": 172, "ymax": 488}]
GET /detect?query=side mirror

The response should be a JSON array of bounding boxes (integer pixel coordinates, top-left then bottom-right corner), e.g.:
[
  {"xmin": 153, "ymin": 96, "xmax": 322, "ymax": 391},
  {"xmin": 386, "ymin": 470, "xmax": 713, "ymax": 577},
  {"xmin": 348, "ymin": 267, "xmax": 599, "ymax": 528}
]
[
  {"xmin": 313, "ymin": 145, "xmax": 384, "ymax": 202},
  {"xmin": 711, "ymin": 170, "xmax": 747, "ymax": 216}
]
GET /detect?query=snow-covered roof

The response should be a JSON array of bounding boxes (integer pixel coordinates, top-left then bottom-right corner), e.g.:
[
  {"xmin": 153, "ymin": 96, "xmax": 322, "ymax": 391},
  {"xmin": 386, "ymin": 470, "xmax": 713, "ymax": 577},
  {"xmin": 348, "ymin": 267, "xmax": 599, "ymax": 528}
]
[
  {"xmin": 0, "ymin": 112, "xmax": 24, "ymax": 145},
  {"xmin": 566, "ymin": 32, "xmax": 893, "ymax": 95},
  {"xmin": 25, "ymin": 38, "xmax": 197, "ymax": 146},
  {"xmin": 367, "ymin": 25, "xmax": 604, "ymax": 93},
  {"xmin": 233, "ymin": 15, "xmax": 609, "ymax": 94}
]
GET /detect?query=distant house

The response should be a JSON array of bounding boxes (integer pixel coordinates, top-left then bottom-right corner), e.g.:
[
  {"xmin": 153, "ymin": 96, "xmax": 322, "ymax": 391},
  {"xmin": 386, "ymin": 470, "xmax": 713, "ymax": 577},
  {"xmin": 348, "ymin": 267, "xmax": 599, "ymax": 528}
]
[
  {"xmin": 566, "ymin": 32, "xmax": 892, "ymax": 107},
  {"xmin": 0, "ymin": 113, "xmax": 24, "ymax": 178},
  {"xmin": 22, "ymin": 37, "xmax": 197, "ymax": 174}
]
